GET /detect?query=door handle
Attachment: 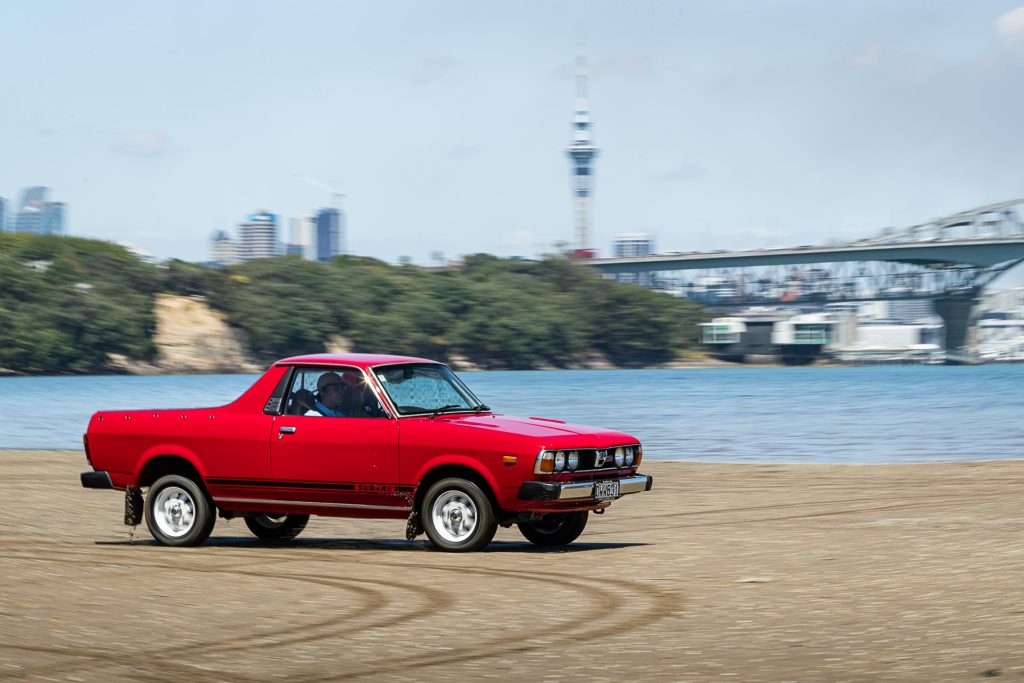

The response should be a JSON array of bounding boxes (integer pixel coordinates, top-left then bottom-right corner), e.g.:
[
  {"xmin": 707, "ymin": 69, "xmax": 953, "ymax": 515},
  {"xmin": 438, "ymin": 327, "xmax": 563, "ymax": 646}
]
[{"xmin": 279, "ymin": 426, "xmax": 297, "ymax": 434}]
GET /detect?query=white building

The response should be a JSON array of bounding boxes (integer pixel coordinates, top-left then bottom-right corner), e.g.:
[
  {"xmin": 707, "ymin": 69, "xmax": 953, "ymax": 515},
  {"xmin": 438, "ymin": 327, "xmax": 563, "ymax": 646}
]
[
  {"xmin": 237, "ymin": 211, "xmax": 279, "ymax": 261},
  {"xmin": 209, "ymin": 230, "xmax": 239, "ymax": 266},
  {"xmin": 289, "ymin": 214, "xmax": 316, "ymax": 261},
  {"xmin": 612, "ymin": 232, "xmax": 655, "ymax": 258}
]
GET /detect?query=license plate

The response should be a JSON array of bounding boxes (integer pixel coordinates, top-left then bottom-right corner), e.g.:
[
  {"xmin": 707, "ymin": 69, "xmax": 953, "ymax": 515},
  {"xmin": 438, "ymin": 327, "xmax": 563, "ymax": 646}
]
[{"xmin": 593, "ymin": 480, "xmax": 619, "ymax": 500}]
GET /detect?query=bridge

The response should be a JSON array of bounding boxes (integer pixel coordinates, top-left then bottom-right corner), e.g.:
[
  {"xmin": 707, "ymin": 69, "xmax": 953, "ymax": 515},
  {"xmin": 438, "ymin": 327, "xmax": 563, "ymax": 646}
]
[{"xmin": 587, "ymin": 199, "xmax": 1024, "ymax": 351}]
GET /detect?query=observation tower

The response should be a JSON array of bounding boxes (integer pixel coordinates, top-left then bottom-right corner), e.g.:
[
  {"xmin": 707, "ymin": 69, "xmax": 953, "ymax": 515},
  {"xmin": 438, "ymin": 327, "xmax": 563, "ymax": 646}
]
[{"xmin": 565, "ymin": 49, "xmax": 599, "ymax": 255}]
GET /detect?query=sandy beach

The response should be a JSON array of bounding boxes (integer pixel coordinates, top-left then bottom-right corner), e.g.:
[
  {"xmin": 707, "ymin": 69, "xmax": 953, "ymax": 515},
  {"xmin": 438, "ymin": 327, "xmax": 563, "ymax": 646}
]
[{"xmin": 1, "ymin": 451, "xmax": 1021, "ymax": 682}]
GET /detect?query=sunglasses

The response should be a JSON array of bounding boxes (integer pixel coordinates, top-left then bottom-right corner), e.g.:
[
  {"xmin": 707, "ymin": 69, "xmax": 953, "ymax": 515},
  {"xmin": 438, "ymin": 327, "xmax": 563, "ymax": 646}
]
[{"xmin": 321, "ymin": 382, "xmax": 346, "ymax": 391}]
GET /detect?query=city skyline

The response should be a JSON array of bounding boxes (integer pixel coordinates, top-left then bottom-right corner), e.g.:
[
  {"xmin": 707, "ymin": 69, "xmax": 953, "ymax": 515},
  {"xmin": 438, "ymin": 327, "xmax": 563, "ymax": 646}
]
[{"xmin": 3, "ymin": 2, "xmax": 1024, "ymax": 273}]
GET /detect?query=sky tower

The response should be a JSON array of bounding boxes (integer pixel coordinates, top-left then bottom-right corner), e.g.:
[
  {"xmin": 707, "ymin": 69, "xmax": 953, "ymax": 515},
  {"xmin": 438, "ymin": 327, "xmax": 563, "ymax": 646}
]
[{"xmin": 565, "ymin": 47, "xmax": 599, "ymax": 254}]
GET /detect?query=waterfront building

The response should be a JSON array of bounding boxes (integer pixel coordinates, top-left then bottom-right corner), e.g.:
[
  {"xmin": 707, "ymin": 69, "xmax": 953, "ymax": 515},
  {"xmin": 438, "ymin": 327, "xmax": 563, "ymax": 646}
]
[
  {"xmin": 209, "ymin": 230, "xmax": 239, "ymax": 266},
  {"xmin": 289, "ymin": 214, "xmax": 316, "ymax": 261},
  {"xmin": 887, "ymin": 299, "xmax": 935, "ymax": 323},
  {"xmin": 0, "ymin": 197, "xmax": 7, "ymax": 231},
  {"xmin": 315, "ymin": 208, "xmax": 341, "ymax": 262},
  {"xmin": 14, "ymin": 187, "xmax": 65, "ymax": 235},
  {"xmin": 700, "ymin": 309, "xmax": 839, "ymax": 365},
  {"xmin": 564, "ymin": 48, "xmax": 598, "ymax": 254},
  {"xmin": 237, "ymin": 211, "xmax": 279, "ymax": 261}
]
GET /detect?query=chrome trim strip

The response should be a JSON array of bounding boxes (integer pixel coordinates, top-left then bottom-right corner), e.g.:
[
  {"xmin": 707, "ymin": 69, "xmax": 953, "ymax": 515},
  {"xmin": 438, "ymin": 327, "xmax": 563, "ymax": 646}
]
[
  {"xmin": 547, "ymin": 475, "xmax": 650, "ymax": 500},
  {"xmin": 558, "ymin": 481, "xmax": 598, "ymax": 500},
  {"xmin": 213, "ymin": 497, "xmax": 411, "ymax": 512},
  {"xmin": 617, "ymin": 475, "xmax": 650, "ymax": 495}
]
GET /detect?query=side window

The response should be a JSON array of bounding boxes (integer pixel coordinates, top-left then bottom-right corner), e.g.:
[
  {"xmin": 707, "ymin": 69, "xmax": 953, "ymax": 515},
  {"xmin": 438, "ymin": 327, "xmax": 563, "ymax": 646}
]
[{"xmin": 283, "ymin": 367, "xmax": 388, "ymax": 418}]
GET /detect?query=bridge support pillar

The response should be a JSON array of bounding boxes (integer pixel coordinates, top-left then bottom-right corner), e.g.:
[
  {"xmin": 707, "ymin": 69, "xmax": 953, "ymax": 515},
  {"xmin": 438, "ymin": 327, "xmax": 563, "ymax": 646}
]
[{"xmin": 934, "ymin": 297, "xmax": 981, "ymax": 353}]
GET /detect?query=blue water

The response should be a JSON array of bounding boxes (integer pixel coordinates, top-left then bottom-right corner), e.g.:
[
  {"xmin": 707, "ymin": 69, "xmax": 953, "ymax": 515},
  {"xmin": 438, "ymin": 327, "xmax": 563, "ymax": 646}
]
[{"xmin": 2, "ymin": 366, "xmax": 1022, "ymax": 463}]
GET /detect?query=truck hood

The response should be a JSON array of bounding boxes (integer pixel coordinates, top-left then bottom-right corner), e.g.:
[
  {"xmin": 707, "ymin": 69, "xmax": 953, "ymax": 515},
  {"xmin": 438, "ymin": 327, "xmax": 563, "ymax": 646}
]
[{"xmin": 432, "ymin": 413, "xmax": 637, "ymax": 448}]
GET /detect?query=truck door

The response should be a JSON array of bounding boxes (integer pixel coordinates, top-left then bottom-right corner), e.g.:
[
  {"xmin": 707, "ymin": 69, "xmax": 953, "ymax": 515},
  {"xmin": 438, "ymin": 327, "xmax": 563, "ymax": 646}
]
[{"xmin": 270, "ymin": 366, "xmax": 402, "ymax": 510}]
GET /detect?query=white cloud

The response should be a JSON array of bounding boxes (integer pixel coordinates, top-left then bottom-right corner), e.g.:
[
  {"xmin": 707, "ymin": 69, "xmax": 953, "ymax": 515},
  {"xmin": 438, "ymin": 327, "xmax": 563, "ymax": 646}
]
[
  {"xmin": 995, "ymin": 6, "xmax": 1024, "ymax": 46},
  {"xmin": 108, "ymin": 130, "xmax": 172, "ymax": 158}
]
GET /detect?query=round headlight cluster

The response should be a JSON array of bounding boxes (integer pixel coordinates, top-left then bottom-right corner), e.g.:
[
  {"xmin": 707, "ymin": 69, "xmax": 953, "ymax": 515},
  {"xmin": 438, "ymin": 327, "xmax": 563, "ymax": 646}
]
[
  {"xmin": 541, "ymin": 450, "xmax": 582, "ymax": 473},
  {"xmin": 624, "ymin": 446, "xmax": 635, "ymax": 466},
  {"xmin": 613, "ymin": 448, "xmax": 625, "ymax": 467}
]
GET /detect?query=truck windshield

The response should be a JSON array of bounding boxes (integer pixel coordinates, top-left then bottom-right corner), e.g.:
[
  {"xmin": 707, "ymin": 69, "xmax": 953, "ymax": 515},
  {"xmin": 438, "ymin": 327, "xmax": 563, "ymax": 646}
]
[{"xmin": 373, "ymin": 363, "xmax": 484, "ymax": 416}]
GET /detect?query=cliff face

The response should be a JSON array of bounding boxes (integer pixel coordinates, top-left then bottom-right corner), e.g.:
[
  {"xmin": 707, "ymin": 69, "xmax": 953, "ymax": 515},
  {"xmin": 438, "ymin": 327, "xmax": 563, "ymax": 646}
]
[{"xmin": 109, "ymin": 294, "xmax": 264, "ymax": 374}]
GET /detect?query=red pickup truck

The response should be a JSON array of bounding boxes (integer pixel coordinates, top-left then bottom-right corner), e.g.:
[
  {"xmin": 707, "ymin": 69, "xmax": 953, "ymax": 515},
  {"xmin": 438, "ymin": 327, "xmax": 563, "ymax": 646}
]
[{"xmin": 81, "ymin": 354, "xmax": 653, "ymax": 552}]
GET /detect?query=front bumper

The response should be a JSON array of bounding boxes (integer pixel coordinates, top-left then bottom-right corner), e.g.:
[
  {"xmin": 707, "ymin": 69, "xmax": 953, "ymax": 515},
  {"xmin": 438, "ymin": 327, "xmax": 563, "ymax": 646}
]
[
  {"xmin": 518, "ymin": 474, "xmax": 653, "ymax": 502},
  {"xmin": 81, "ymin": 471, "xmax": 114, "ymax": 489}
]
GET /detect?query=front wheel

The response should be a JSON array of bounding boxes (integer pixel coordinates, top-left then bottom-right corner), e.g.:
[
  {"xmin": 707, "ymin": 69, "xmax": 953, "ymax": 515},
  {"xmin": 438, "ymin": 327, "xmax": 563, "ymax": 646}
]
[
  {"xmin": 144, "ymin": 474, "xmax": 216, "ymax": 547},
  {"xmin": 245, "ymin": 513, "xmax": 309, "ymax": 540},
  {"xmin": 517, "ymin": 511, "xmax": 589, "ymax": 547},
  {"xmin": 421, "ymin": 478, "xmax": 497, "ymax": 552}
]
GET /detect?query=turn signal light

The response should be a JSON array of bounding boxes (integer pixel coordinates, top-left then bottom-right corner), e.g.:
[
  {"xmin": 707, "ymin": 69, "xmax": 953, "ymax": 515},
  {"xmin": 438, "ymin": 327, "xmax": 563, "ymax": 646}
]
[{"xmin": 536, "ymin": 451, "xmax": 555, "ymax": 473}]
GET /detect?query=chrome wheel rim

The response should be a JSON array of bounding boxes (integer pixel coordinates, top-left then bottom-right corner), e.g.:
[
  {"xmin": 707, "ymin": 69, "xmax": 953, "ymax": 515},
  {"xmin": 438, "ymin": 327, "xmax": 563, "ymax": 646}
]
[
  {"xmin": 431, "ymin": 491, "xmax": 478, "ymax": 544},
  {"xmin": 152, "ymin": 486, "xmax": 196, "ymax": 538}
]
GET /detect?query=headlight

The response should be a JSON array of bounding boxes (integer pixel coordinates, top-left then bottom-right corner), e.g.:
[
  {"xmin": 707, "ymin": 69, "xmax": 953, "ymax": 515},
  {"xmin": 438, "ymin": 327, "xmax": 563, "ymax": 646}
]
[
  {"xmin": 567, "ymin": 450, "xmax": 579, "ymax": 470},
  {"xmin": 624, "ymin": 446, "xmax": 634, "ymax": 466},
  {"xmin": 553, "ymin": 451, "xmax": 566, "ymax": 471},
  {"xmin": 614, "ymin": 448, "xmax": 625, "ymax": 467}
]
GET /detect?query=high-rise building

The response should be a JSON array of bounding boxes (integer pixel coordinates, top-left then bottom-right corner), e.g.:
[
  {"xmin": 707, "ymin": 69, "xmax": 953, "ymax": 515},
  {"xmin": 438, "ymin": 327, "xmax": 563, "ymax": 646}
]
[
  {"xmin": 237, "ymin": 211, "xmax": 279, "ymax": 261},
  {"xmin": 289, "ymin": 214, "xmax": 316, "ymax": 261},
  {"xmin": 209, "ymin": 230, "xmax": 239, "ymax": 266},
  {"xmin": 612, "ymin": 233, "xmax": 655, "ymax": 285},
  {"xmin": 14, "ymin": 187, "xmax": 65, "ymax": 235},
  {"xmin": 612, "ymin": 232, "xmax": 655, "ymax": 258},
  {"xmin": 564, "ymin": 48, "xmax": 598, "ymax": 254},
  {"xmin": 41, "ymin": 202, "xmax": 65, "ymax": 235},
  {"xmin": 315, "ymin": 208, "xmax": 341, "ymax": 262}
]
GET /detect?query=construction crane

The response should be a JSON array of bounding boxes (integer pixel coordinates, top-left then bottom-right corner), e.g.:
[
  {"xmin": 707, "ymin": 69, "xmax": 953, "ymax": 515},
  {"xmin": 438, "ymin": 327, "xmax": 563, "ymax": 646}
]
[{"xmin": 293, "ymin": 174, "xmax": 346, "ymax": 255}]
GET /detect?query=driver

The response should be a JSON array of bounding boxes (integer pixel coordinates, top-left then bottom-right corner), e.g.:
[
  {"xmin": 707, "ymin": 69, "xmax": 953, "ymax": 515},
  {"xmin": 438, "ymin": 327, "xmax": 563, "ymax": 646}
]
[{"xmin": 305, "ymin": 372, "xmax": 348, "ymax": 417}]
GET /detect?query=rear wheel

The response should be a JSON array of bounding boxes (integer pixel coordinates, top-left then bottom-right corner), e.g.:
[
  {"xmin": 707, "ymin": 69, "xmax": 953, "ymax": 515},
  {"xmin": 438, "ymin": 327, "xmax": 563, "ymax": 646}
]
[
  {"xmin": 518, "ymin": 511, "xmax": 589, "ymax": 547},
  {"xmin": 245, "ymin": 513, "xmax": 309, "ymax": 540},
  {"xmin": 144, "ymin": 474, "xmax": 215, "ymax": 547},
  {"xmin": 421, "ymin": 478, "xmax": 497, "ymax": 552}
]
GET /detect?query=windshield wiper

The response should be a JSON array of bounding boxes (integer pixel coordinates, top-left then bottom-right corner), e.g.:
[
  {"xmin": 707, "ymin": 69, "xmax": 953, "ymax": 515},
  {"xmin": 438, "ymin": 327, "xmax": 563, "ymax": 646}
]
[
  {"xmin": 473, "ymin": 403, "xmax": 491, "ymax": 413},
  {"xmin": 429, "ymin": 404, "xmax": 462, "ymax": 419}
]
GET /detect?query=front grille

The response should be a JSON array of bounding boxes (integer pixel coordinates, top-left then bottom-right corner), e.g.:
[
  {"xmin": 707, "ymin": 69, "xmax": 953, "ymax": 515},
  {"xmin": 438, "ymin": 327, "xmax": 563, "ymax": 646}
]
[{"xmin": 573, "ymin": 445, "xmax": 639, "ymax": 472}]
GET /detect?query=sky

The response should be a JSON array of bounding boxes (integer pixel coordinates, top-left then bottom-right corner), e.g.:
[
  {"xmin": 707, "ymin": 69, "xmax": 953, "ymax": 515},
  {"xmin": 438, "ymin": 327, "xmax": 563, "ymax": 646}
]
[{"xmin": 2, "ymin": 1, "xmax": 1024, "ymax": 276}]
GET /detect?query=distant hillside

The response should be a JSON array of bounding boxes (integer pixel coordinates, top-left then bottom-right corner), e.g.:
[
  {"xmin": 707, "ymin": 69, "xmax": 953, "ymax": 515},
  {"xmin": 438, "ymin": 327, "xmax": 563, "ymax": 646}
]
[{"xmin": 0, "ymin": 234, "xmax": 708, "ymax": 374}]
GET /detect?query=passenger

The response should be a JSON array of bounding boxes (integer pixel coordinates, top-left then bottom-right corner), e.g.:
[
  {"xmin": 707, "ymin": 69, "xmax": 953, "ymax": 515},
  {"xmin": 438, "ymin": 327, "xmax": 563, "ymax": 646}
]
[{"xmin": 305, "ymin": 372, "xmax": 348, "ymax": 417}]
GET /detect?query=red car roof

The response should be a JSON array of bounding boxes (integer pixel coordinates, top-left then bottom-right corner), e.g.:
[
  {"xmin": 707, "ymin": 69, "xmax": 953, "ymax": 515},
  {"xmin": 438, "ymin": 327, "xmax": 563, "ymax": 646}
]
[{"xmin": 276, "ymin": 353, "xmax": 438, "ymax": 369}]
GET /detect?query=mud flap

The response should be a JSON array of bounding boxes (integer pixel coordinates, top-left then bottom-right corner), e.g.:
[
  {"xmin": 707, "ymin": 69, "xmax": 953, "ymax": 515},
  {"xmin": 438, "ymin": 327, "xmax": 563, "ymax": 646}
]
[
  {"xmin": 124, "ymin": 486, "xmax": 143, "ymax": 526},
  {"xmin": 405, "ymin": 510, "xmax": 424, "ymax": 541}
]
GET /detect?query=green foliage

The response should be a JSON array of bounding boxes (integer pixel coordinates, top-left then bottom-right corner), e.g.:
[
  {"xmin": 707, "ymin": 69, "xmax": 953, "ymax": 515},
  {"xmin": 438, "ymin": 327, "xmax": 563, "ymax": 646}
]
[
  {"xmin": 212, "ymin": 253, "xmax": 708, "ymax": 368},
  {"xmin": 0, "ymin": 234, "xmax": 159, "ymax": 373},
  {"xmin": 0, "ymin": 233, "xmax": 708, "ymax": 373}
]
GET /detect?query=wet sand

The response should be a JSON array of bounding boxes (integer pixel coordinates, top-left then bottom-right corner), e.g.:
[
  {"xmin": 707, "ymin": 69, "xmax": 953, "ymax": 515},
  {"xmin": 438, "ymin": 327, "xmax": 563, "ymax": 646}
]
[{"xmin": 1, "ymin": 451, "xmax": 1022, "ymax": 682}]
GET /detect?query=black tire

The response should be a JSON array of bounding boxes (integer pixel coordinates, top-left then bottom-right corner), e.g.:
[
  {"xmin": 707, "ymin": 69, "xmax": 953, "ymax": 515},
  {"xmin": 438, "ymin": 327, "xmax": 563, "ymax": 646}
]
[
  {"xmin": 144, "ymin": 474, "xmax": 215, "ymax": 547},
  {"xmin": 244, "ymin": 513, "xmax": 309, "ymax": 540},
  {"xmin": 421, "ymin": 478, "xmax": 497, "ymax": 552},
  {"xmin": 517, "ymin": 511, "xmax": 589, "ymax": 547}
]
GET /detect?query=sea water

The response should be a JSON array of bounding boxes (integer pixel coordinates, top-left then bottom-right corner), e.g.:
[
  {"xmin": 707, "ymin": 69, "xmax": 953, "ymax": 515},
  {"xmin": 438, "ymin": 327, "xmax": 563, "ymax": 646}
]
[{"xmin": 2, "ymin": 365, "xmax": 1022, "ymax": 463}]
